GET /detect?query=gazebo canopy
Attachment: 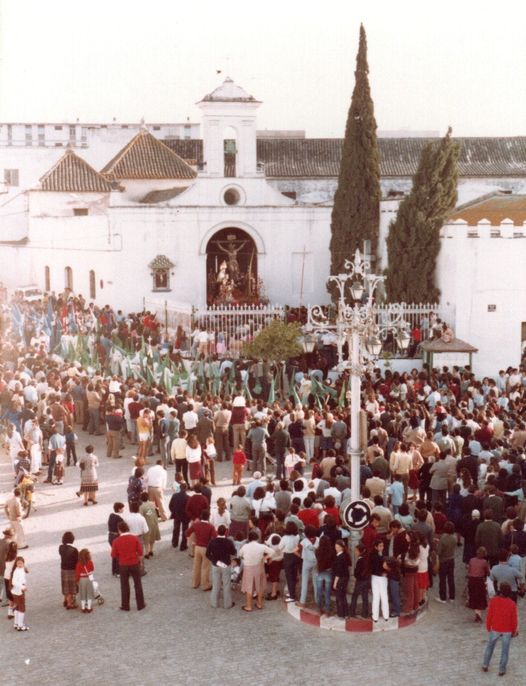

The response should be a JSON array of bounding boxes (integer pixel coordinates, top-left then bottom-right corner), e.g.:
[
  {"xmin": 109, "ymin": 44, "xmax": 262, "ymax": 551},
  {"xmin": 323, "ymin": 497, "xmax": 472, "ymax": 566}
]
[{"xmin": 420, "ymin": 337, "xmax": 478, "ymax": 353}]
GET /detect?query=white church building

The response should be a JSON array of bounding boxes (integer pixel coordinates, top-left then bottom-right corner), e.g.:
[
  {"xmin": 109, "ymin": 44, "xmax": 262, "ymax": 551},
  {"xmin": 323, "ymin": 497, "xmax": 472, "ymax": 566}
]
[{"xmin": 0, "ymin": 77, "xmax": 525, "ymax": 375}]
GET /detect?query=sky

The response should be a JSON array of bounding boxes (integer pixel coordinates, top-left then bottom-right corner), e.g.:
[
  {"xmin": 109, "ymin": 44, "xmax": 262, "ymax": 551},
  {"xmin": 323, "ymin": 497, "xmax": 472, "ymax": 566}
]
[{"xmin": 0, "ymin": 0, "xmax": 525, "ymax": 137}]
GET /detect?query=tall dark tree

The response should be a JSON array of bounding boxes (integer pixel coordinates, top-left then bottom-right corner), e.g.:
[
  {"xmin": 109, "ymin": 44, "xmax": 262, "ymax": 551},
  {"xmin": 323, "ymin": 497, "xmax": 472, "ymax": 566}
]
[
  {"xmin": 328, "ymin": 24, "xmax": 380, "ymax": 301},
  {"xmin": 385, "ymin": 128, "xmax": 459, "ymax": 303}
]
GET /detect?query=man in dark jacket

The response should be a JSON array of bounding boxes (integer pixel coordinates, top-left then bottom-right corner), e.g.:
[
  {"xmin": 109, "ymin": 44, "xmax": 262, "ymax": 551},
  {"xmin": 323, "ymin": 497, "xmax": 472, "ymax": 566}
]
[
  {"xmin": 272, "ymin": 423, "xmax": 291, "ymax": 480},
  {"xmin": 196, "ymin": 411, "xmax": 215, "ymax": 448},
  {"xmin": 503, "ymin": 518, "xmax": 526, "ymax": 556},
  {"xmin": 105, "ymin": 408, "xmax": 125, "ymax": 459},
  {"xmin": 169, "ymin": 483, "xmax": 189, "ymax": 550},
  {"xmin": 475, "ymin": 509, "xmax": 503, "ymax": 567}
]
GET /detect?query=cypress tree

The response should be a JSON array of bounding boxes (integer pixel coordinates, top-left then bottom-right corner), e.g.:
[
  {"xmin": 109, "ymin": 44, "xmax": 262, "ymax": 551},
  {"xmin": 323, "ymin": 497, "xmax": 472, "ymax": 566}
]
[
  {"xmin": 385, "ymin": 128, "xmax": 459, "ymax": 303},
  {"xmin": 328, "ymin": 24, "xmax": 380, "ymax": 301}
]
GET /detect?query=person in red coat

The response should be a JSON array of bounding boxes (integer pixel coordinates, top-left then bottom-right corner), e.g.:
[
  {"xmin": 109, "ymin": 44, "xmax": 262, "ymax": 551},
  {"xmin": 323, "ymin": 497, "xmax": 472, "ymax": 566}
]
[
  {"xmin": 111, "ymin": 521, "xmax": 146, "ymax": 611},
  {"xmin": 482, "ymin": 582, "xmax": 519, "ymax": 676}
]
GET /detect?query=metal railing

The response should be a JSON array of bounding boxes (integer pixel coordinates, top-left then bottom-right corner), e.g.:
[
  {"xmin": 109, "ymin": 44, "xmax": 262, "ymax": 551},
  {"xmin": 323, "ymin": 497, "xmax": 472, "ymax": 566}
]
[
  {"xmin": 142, "ymin": 298, "xmax": 451, "ymax": 359},
  {"xmin": 192, "ymin": 303, "xmax": 286, "ymax": 357}
]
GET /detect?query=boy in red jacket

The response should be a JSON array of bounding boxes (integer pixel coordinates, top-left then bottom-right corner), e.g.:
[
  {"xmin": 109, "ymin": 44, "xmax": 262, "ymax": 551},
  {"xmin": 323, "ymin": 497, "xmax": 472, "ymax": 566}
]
[
  {"xmin": 482, "ymin": 582, "xmax": 519, "ymax": 676},
  {"xmin": 232, "ymin": 445, "xmax": 247, "ymax": 486}
]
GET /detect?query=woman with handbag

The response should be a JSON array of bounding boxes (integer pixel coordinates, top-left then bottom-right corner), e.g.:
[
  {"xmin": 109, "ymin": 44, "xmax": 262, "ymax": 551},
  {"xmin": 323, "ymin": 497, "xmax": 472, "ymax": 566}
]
[
  {"xmin": 467, "ymin": 546, "xmax": 490, "ymax": 623},
  {"xmin": 75, "ymin": 548, "xmax": 95, "ymax": 613}
]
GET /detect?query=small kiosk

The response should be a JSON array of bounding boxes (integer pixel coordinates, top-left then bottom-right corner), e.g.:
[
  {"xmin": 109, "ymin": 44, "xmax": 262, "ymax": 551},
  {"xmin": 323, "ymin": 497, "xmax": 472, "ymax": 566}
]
[{"xmin": 421, "ymin": 337, "xmax": 478, "ymax": 371}]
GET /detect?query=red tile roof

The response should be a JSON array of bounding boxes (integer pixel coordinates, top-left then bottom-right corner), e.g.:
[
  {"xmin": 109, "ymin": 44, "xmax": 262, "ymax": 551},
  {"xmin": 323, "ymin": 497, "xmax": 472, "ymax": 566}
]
[
  {"xmin": 449, "ymin": 194, "xmax": 526, "ymax": 225},
  {"xmin": 39, "ymin": 147, "xmax": 113, "ymax": 192},
  {"xmin": 101, "ymin": 129, "xmax": 196, "ymax": 180}
]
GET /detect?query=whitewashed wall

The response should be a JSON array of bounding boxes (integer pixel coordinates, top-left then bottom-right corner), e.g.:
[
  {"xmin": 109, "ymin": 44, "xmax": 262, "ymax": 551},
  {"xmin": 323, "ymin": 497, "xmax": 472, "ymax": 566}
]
[{"xmin": 438, "ymin": 219, "xmax": 526, "ymax": 376}]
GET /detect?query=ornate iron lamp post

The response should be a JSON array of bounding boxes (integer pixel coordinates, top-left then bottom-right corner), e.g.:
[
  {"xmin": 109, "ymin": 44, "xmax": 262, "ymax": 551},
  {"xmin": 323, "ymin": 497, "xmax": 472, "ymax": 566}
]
[{"xmin": 304, "ymin": 249, "xmax": 410, "ymax": 501}]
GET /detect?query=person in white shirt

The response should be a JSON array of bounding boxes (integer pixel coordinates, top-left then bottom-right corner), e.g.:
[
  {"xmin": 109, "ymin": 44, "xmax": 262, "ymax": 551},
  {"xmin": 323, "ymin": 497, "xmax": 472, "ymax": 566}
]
[
  {"xmin": 11, "ymin": 557, "xmax": 28, "ymax": 631},
  {"xmin": 182, "ymin": 405, "xmax": 198, "ymax": 434},
  {"xmin": 239, "ymin": 532, "xmax": 274, "ymax": 611},
  {"xmin": 171, "ymin": 431, "xmax": 189, "ymax": 482},
  {"xmin": 4, "ymin": 424, "xmax": 24, "ymax": 474},
  {"xmin": 108, "ymin": 376, "xmax": 122, "ymax": 395},
  {"xmin": 23, "ymin": 382, "xmax": 38, "ymax": 405},
  {"xmin": 124, "ymin": 507, "xmax": 149, "ymax": 537},
  {"xmin": 323, "ymin": 484, "xmax": 342, "ymax": 507},
  {"xmin": 196, "ymin": 329, "xmax": 209, "ymax": 357},
  {"xmin": 210, "ymin": 497, "xmax": 231, "ymax": 530},
  {"xmin": 146, "ymin": 460, "xmax": 168, "ymax": 521},
  {"xmin": 24, "ymin": 418, "xmax": 43, "ymax": 474}
]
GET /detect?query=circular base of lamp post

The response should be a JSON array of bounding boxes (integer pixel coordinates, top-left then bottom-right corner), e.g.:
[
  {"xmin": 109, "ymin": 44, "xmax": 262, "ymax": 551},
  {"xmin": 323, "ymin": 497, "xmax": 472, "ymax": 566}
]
[{"xmin": 284, "ymin": 598, "xmax": 428, "ymax": 633}]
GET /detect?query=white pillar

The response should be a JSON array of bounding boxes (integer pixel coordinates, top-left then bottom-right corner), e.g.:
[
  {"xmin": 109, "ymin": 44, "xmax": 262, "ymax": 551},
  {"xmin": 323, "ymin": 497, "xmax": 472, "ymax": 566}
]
[{"xmin": 350, "ymin": 326, "xmax": 362, "ymax": 501}]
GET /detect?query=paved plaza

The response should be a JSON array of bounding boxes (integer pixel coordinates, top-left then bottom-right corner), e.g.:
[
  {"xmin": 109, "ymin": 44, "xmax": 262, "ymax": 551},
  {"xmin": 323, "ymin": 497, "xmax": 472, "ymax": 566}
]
[{"xmin": 1, "ymin": 431, "xmax": 525, "ymax": 686}]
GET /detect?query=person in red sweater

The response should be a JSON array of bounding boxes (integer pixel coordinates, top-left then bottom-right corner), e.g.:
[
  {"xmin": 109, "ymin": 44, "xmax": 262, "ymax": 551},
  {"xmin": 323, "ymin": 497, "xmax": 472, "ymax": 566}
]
[
  {"xmin": 482, "ymin": 582, "xmax": 519, "ymax": 676},
  {"xmin": 361, "ymin": 514, "xmax": 382, "ymax": 552},
  {"xmin": 186, "ymin": 510, "xmax": 216, "ymax": 591},
  {"xmin": 298, "ymin": 498, "xmax": 321, "ymax": 529},
  {"xmin": 75, "ymin": 548, "xmax": 95, "ymax": 613},
  {"xmin": 111, "ymin": 521, "xmax": 146, "ymax": 611},
  {"xmin": 232, "ymin": 445, "xmax": 247, "ymax": 486},
  {"xmin": 322, "ymin": 494, "xmax": 341, "ymax": 526},
  {"xmin": 185, "ymin": 484, "xmax": 209, "ymax": 521}
]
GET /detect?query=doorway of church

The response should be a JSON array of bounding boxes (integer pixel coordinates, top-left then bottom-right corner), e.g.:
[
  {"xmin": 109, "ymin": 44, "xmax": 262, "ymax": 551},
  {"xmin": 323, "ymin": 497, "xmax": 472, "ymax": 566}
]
[{"xmin": 206, "ymin": 228, "xmax": 258, "ymax": 305}]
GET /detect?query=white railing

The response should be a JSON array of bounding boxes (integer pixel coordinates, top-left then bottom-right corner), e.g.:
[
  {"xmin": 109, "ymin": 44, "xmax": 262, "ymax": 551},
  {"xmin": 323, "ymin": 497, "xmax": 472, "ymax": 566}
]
[
  {"xmin": 143, "ymin": 297, "xmax": 193, "ymax": 336},
  {"xmin": 376, "ymin": 302, "xmax": 446, "ymax": 333},
  {"xmin": 192, "ymin": 303, "xmax": 286, "ymax": 357},
  {"xmin": 375, "ymin": 303, "xmax": 450, "ymax": 357},
  {"xmin": 142, "ymin": 299, "xmax": 452, "ymax": 360}
]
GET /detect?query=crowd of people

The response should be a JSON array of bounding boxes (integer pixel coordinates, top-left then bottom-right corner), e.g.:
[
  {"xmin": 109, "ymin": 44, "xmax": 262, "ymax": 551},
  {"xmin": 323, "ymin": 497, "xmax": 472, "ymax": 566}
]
[{"xmin": 0, "ymin": 292, "xmax": 525, "ymax": 673}]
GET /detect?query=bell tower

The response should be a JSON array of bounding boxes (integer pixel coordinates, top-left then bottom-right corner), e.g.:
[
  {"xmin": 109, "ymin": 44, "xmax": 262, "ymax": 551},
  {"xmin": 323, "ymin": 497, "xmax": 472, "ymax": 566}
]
[{"xmin": 197, "ymin": 77, "xmax": 261, "ymax": 178}]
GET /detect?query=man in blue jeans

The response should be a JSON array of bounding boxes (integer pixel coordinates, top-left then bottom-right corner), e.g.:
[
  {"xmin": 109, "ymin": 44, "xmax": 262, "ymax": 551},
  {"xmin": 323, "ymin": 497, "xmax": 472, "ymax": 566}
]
[{"xmin": 482, "ymin": 582, "xmax": 518, "ymax": 676}]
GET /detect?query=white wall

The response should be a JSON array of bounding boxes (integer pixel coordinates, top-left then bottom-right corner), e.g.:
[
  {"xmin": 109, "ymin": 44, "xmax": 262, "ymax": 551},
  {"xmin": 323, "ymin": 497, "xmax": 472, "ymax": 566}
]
[
  {"xmin": 438, "ymin": 219, "xmax": 526, "ymax": 376},
  {"xmin": 106, "ymin": 202, "xmax": 332, "ymax": 312},
  {"xmin": 1, "ymin": 177, "xmax": 331, "ymax": 313}
]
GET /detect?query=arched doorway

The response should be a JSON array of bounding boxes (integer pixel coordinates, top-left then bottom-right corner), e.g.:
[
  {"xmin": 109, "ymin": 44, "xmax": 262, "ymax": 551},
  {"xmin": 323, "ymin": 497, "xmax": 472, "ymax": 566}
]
[{"xmin": 206, "ymin": 227, "xmax": 258, "ymax": 305}]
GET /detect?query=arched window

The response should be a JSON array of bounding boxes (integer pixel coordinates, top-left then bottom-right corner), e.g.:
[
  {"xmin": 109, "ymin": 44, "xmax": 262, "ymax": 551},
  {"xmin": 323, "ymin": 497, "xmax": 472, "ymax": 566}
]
[
  {"xmin": 44, "ymin": 266, "xmax": 50, "ymax": 292},
  {"xmin": 89, "ymin": 270, "xmax": 96, "ymax": 299},
  {"xmin": 64, "ymin": 266, "xmax": 73, "ymax": 292}
]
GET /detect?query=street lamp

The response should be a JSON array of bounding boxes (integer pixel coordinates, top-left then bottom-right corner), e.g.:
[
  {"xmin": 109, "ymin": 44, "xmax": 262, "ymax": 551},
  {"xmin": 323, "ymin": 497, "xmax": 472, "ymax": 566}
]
[
  {"xmin": 300, "ymin": 332, "xmax": 317, "ymax": 354},
  {"xmin": 305, "ymin": 248, "xmax": 408, "ymax": 501},
  {"xmin": 396, "ymin": 328, "xmax": 411, "ymax": 353}
]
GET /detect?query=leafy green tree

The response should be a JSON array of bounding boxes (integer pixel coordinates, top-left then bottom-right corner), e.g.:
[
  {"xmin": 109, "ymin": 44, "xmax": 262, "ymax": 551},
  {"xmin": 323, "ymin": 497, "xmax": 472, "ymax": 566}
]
[
  {"xmin": 243, "ymin": 320, "xmax": 302, "ymax": 362},
  {"xmin": 328, "ymin": 24, "xmax": 380, "ymax": 300},
  {"xmin": 385, "ymin": 128, "xmax": 459, "ymax": 302}
]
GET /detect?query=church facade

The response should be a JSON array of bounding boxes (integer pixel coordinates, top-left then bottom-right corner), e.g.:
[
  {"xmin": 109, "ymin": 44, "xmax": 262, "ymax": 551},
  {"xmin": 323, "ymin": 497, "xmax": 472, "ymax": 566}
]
[{"xmin": 0, "ymin": 77, "xmax": 525, "ymax": 373}]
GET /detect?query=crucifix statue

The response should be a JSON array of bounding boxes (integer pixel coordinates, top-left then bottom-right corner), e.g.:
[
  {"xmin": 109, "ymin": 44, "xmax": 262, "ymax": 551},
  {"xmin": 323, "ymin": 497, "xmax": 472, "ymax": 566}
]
[{"xmin": 216, "ymin": 235, "xmax": 247, "ymax": 284}]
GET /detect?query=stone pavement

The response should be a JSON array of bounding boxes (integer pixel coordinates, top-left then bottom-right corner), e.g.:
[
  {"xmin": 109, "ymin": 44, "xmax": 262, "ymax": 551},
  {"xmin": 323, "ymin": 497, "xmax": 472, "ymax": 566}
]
[{"xmin": 0, "ymin": 431, "xmax": 525, "ymax": 686}]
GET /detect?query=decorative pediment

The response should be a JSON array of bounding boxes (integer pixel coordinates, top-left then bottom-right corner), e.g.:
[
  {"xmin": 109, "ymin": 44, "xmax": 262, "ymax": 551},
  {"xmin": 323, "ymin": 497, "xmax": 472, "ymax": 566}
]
[{"xmin": 148, "ymin": 255, "xmax": 174, "ymax": 271}]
